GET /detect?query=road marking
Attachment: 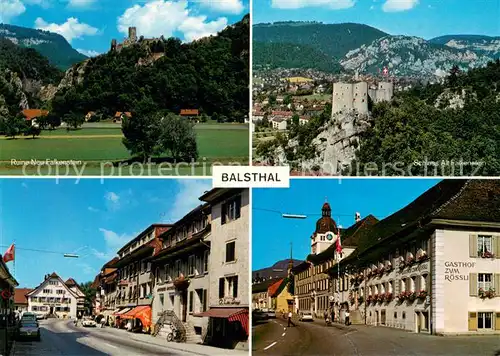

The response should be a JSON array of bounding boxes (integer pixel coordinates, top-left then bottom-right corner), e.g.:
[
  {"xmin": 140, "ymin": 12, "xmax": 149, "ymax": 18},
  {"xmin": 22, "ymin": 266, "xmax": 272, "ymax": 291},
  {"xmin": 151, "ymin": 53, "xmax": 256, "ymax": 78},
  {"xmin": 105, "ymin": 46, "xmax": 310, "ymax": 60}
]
[
  {"xmin": 283, "ymin": 327, "xmax": 286, "ymax": 331},
  {"xmin": 282, "ymin": 332, "xmax": 286, "ymax": 337},
  {"xmin": 263, "ymin": 342, "xmax": 277, "ymax": 350},
  {"xmin": 104, "ymin": 343, "xmax": 118, "ymax": 349}
]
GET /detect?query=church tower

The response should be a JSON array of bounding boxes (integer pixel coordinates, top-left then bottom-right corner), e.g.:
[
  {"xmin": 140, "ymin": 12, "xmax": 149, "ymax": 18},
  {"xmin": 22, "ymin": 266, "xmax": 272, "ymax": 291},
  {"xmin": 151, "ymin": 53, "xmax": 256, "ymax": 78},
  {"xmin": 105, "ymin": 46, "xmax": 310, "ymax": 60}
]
[{"xmin": 311, "ymin": 200, "xmax": 338, "ymax": 255}]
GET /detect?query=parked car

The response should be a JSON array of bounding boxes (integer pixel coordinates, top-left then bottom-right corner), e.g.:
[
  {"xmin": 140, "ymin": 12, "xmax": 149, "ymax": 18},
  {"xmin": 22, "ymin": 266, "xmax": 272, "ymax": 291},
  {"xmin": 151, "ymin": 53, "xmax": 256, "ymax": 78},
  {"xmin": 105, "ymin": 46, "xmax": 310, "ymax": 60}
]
[
  {"xmin": 266, "ymin": 309, "xmax": 276, "ymax": 319},
  {"xmin": 252, "ymin": 309, "xmax": 269, "ymax": 323},
  {"xmin": 20, "ymin": 312, "xmax": 37, "ymax": 323},
  {"xmin": 299, "ymin": 311, "xmax": 314, "ymax": 322},
  {"xmin": 17, "ymin": 319, "xmax": 40, "ymax": 341},
  {"xmin": 82, "ymin": 317, "xmax": 97, "ymax": 327},
  {"xmin": 35, "ymin": 314, "xmax": 46, "ymax": 321}
]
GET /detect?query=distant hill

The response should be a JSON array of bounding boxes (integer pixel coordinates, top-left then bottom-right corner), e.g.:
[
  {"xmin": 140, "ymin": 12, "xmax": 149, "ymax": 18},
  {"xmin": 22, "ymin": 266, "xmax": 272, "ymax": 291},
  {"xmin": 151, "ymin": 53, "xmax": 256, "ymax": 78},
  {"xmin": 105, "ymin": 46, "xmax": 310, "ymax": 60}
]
[
  {"xmin": 253, "ymin": 22, "xmax": 497, "ymax": 77},
  {"xmin": 253, "ymin": 22, "xmax": 387, "ymax": 60},
  {"xmin": 0, "ymin": 24, "xmax": 87, "ymax": 70},
  {"xmin": 252, "ymin": 259, "xmax": 302, "ymax": 282},
  {"xmin": 429, "ymin": 35, "xmax": 500, "ymax": 58},
  {"xmin": 253, "ymin": 42, "xmax": 341, "ymax": 73}
]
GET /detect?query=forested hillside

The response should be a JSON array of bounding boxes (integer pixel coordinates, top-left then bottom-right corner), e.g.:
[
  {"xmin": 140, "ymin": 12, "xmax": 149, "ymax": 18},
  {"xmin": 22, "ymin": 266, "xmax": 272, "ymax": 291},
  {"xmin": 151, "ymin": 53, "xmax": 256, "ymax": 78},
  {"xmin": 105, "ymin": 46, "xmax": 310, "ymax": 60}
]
[
  {"xmin": 51, "ymin": 14, "xmax": 250, "ymax": 122},
  {"xmin": 355, "ymin": 60, "xmax": 500, "ymax": 175}
]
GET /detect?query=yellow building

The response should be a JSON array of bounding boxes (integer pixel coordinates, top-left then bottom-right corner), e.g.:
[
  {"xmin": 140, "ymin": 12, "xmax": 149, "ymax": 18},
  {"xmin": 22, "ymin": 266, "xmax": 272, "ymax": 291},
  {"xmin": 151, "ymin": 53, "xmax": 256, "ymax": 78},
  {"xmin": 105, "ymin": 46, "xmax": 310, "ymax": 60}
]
[{"xmin": 269, "ymin": 278, "xmax": 294, "ymax": 313}]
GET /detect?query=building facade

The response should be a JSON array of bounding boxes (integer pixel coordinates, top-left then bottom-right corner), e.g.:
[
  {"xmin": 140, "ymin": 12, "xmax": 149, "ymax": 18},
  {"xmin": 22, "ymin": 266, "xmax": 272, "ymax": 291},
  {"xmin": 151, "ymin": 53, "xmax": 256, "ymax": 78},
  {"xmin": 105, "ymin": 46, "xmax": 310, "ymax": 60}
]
[
  {"xmin": 26, "ymin": 273, "xmax": 79, "ymax": 319},
  {"xmin": 14, "ymin": 289, "xmax": 32, "ymax": 313},
  {"xmin": 326, "ymin": 180, "xmax": 500, "ymax": 335},
  {"xmin": 151, "ymin": 203, "xmax": 211, "ymax": 340},
  {"xmin": 198, "ymin": 188, "xmax": 250, "ymax": 348}
]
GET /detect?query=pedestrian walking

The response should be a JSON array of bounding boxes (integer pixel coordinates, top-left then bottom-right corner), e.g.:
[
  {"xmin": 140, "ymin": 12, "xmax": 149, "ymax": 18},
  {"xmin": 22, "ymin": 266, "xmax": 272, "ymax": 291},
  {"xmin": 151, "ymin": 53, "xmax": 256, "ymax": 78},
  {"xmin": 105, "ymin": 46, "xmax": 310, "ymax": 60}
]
[
  {"xmin": 345, "ymin": 310, "xmax": 350, "ymax": 326},
  {"xmin": 287, "ymin": 311, "xmax": 296, "ymax": 327}
]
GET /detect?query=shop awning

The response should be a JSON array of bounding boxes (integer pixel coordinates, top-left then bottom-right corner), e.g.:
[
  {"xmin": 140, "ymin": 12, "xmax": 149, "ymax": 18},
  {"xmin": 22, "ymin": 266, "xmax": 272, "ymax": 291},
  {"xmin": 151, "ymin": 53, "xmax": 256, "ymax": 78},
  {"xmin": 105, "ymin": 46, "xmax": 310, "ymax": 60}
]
[
  {"xmin": 113, "ymin": 307, "xmax": 132, "ymax": 316},
  {"xmin": 121, "ymin": 306, "xmax": 152, "ymax": 328},
  {"xmin": 199, "ymin": 308, "xmax": 248, "ymax": 336}
]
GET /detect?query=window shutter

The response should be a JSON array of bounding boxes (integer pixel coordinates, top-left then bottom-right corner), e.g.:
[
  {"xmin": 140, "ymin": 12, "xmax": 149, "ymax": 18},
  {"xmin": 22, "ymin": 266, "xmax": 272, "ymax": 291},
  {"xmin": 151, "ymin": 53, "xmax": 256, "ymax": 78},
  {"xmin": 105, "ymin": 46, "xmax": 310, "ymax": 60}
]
[
  {"xmin": 469, "ymin": 234, "xmax": 478, "ymax": 258},
  {"xmin": 235, "ymin": 195, "xmax": 241, "ymax": 219},
  {"xmin": 415, "ymin": 276, "xmax": 420, "ymax": 293},
  {"xmin": 468, "ymin": 312, "xmax": 477, "ymax": 331},
  {"xmin": 494, "ymin": 274, "xmax": 500, "ymax": 295},
  {"xmin": 495, "ymin": 236, "xmax": 500, "ymax": 259},
  {"xmin": 221, "ymin": 203, "xmax": 227, "ymax": 225},
  {"xmin": 233, "ymin": 276, "xmax": 239, "ymax": 298},
  {"xmin": 495, "ymin": 312, "xmax": 500, "ymax": 331},
  {"xmin": 469, "ymin": 273, "xmax": 478, "ymax": 296},
  {"xmin": 219, "ymin": 278, "xmax": 225, "ymax": 299}
]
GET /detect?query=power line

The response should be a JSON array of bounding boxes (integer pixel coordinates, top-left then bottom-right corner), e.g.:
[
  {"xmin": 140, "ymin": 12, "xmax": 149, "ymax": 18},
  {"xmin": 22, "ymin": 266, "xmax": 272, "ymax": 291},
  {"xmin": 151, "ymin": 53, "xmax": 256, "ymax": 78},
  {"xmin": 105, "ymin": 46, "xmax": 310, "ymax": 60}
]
[
  {"xmin": 0, "ymin": 245, "xmax": 76, "ymax": 256},
  {"xmin": 253, "ymin": 207, "xmax": 354, "ymax": 218}
]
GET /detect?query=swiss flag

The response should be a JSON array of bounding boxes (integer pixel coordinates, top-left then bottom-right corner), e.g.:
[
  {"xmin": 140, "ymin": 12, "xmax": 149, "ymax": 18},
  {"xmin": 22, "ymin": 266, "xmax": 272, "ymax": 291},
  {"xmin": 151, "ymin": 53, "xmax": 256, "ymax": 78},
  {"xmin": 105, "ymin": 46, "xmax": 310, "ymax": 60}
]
[
  {"xmin": 3, "ymin": 244, "xmax": 14, "ymax": 263},
  {"xmin": 335, "ymin": 230, "xmax": 342, "ymax": 255},
  {"xmin": 383, "ymin": 67, "xmax": 389, "ymax": 76}
]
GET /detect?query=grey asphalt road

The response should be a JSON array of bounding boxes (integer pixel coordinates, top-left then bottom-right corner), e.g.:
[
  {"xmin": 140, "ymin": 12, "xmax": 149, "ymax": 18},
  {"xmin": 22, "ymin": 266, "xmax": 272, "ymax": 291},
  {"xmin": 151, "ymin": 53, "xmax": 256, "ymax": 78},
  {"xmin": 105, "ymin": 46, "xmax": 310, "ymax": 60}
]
[
  {"xmin": 12, "ymin": 319, "xmax": 193, "ymax": 355},
  {"xmin": 253, "ymin": 318, "xmax": 500, "ymax": 356}
]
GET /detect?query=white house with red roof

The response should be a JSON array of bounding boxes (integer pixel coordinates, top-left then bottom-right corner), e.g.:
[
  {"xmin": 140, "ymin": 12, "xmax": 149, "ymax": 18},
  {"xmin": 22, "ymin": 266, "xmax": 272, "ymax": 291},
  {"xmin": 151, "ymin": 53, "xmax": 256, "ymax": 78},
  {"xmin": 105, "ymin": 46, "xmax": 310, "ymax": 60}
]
[{"xmin": 26, "ymin": 273, "xmax": 81, "ymax": 319}]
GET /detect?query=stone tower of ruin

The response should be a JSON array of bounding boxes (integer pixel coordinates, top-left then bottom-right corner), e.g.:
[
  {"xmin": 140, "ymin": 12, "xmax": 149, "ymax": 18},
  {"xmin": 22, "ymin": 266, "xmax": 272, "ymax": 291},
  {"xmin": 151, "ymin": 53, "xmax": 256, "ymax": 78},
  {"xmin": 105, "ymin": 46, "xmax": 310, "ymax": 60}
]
[{"xmin": 129, "ymin": 27, "xmax": 137, "ymax": 43}]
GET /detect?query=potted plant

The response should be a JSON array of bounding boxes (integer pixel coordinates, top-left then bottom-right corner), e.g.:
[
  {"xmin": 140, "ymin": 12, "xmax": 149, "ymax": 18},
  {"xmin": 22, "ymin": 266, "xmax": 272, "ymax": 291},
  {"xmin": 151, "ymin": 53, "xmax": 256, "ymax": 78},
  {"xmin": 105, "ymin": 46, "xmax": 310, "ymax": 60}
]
[
  {"xmin": 384, "ymin": 265, "xmax": 393, "ymax": 274},
  {"xmin": 417, "ymin": 254, "xmax": 429, "ymax": 262},
  {"xmin": 482, "ymin": 250, "xmax": 495, "ymax": 259},
  {"xmin": 479, "ymin": 287, "xmax": 496, "ymax": 299},
  {"xmin": 407, "ymin": 291, "xmax": 417, "ymax": 302},
  {"xmin": 417, "ymin": 290, "xmax": 427, "ymax": 300},
  {"xmin": 397, "ymin": 291, "xmax": 408, "ymax": 301},
  {"xmin": 398, "ymin": 260, "xmax": 406, "ymax": 270},
  {"xmin": 385, "ymin": 292, "xmax": 393, "ymax": 301},
  {"xmin": 366, "ymin": 295, "xmax": 373, "ymax": 304},
  {"xmin": 406, "ymin": 256, "xmax": 415, "ymax": 266},
  {"xmin": 377, "ymin": 294, "xmax": 385, "ymax": 303},
  {"xmin": 357, "ymin": 296, "xmax": 364, "ymax": 304}
]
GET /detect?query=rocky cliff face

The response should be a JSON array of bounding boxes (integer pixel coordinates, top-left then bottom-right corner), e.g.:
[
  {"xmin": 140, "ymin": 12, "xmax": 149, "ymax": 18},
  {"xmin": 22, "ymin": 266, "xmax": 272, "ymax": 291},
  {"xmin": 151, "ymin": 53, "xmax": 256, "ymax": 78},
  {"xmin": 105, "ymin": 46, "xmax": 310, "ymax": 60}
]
[
  {"xmin": 40, "ymin": 59, "xmax": 90, "ymax": 101},
  {"xmin": 265, "ymin": 112, "xmax": 371, "ymax": 174},
  {"xmin": 0, "ymin": 69, "xmax": 29, "ymax": 116},
  {"xmin": 341, "ymin": 36, "xmax": 494, "ymax": 78}
]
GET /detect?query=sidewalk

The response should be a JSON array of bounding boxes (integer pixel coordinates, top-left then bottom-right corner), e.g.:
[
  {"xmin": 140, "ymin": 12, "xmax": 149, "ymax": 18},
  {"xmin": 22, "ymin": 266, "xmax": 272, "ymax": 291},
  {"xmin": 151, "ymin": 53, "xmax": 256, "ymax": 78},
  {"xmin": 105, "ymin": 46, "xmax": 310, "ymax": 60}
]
[{"xmin": 107, "ymin": 327, "xmax": 248, "ymax": 356}]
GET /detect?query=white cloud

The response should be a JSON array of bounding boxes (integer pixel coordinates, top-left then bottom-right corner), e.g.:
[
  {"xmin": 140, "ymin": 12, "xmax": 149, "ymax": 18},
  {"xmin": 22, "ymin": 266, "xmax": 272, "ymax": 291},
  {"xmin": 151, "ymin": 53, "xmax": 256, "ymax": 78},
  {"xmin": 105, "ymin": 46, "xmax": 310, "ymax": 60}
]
[
  {"xmin": 179, "ymin": 16, "xmax": 227, "ymax": 42},
  {"xmin": 92, "ymin": 228, "xmax": 134, "ymax": 260},
  {"xmin": 117, "ymin": 0, "xmax": 228, "ymax": 42},
  {"xmin": 197, "ymin": 0, "xmax": 244, "ymax": 14},
  {"xmin": 88, "ymin": 206, "xmax": 100, "ymax": 212},
  {"xmin": 382, "ymin": 0, "xmax": 419, "ymax": 12},
  {"xmin": 24, "ymin": 0, "xmax": 51, "ymax": 7},
  {"xmin": 161, "ymin": 180, "xmax": 212, "ymax": 222},
  {"xmin": 271, "ymin": 0, "xmax": 355, "ymax": 10},
  {"xmin": 104, "ymin": 191, "xmax": 120, "ymax": 210},
  {"xmin": 77, "ymin": 48, "xmax": 100, "ymax": 57},
  {"xmin": 34, "ymin": 17, "xmax": 98, "ymax": 43},
  {"xmin": 0, "ymin": 0, "xmax": 26, "ymax": 23},
  {"xmin": 68, "ymin": 0, "xmax": 96, "ymax": 7}
]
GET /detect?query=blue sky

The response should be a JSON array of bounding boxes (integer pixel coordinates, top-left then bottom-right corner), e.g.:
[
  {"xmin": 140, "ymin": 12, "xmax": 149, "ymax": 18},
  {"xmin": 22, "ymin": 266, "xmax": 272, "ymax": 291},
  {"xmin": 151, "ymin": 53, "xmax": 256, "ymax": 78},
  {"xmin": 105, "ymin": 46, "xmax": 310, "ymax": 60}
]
[
  {"xmin": 253, "ymin": 0, "xmax": 500, "ymax": 39},
  {"xmin": 252, "ymin": 179, "xmax": 441, "ymax": 270},
  {"xmin": 0, "ymin": 178, "xmax": 212, "ymax": 288},
  {"xmin": 1, "ymin": 0, "xmax": 249, "ymax": 56}
]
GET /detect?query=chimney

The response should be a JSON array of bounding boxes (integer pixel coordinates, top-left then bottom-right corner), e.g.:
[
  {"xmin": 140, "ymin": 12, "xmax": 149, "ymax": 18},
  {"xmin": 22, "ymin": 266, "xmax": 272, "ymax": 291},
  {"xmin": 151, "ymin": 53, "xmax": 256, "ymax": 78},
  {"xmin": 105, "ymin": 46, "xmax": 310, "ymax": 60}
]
[{"xmin": 355, "ymin": 212, "xmax": 361, "ymax": 223}]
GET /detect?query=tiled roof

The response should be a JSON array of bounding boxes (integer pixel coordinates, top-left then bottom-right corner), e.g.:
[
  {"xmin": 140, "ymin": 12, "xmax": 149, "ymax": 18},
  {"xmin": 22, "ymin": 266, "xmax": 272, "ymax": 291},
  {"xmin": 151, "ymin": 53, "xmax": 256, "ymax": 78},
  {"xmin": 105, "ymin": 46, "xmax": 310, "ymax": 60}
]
[
  {"xmin": 339, "ymin": 180, "xmax": 500, "ymax": 268},
  {"xmin": 267, "ymin": 278, "xmax": 284, "ymax": 298},
  {"xmin": 65, "ymin": 278, "xmax": 78, "ymax": 287},
  {"xmin": 180, "ymin": 109, "xmax": 199, "ymax": 116},
  {"xmin": 14, "ymin": 288, "xmax": 33, "ymax": 305},
  {"xmin": 22, "ymin": 109, "xmax": 48, "ymax": 120},
  {"xmin": 308, "ymin": 215, "xmax": 379, "ymax": 264},
  {"xmin": 252, "ymin": 278, "xmax": 282, "ymax": 294}
]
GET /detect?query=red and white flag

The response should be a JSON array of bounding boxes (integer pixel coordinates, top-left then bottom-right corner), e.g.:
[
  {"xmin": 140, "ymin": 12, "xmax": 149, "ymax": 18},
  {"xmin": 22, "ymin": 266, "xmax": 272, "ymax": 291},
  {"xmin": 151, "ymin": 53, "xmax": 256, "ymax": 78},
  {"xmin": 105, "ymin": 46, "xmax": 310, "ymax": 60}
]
[
  {"xmin": 335, "ymin": 230, "xmax": 342, "ymax": 255},
  {"xmin": 383, "ymin": 67, "xmax": 389, "ymax": 76},
  {"xmin": 3, "ymin": 244, "xmax": 14, "ymax": 263}
]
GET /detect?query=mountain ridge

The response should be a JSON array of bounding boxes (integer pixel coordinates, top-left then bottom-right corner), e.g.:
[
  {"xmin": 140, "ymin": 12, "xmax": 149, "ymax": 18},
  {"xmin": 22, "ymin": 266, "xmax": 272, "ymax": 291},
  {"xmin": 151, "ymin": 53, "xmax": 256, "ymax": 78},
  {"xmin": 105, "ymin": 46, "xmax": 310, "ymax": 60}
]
[{"xmin": 0, "ymin": 23, "xmax": 87, "ymax": 70}]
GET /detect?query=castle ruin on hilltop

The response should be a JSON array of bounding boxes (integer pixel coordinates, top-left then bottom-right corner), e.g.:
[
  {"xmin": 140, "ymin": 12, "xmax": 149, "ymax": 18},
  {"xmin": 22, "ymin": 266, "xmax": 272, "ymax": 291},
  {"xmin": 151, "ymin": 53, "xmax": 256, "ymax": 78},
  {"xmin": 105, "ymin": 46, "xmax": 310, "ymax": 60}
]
[
  {"xmin": 332, "ymin": 81, "xmax": 394, "ymax": 116},
  {"xmin": 110, "ymin": 27, "xmax": 165, "ymax": 54}
]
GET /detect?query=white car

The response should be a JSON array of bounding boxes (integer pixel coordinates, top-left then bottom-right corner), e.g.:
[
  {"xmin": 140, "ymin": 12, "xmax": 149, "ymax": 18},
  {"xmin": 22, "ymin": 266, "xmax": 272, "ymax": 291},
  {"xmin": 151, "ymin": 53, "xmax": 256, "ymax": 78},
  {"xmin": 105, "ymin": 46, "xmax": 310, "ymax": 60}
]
[
  {"xmin": 82, "ymin": 318, "xmax": 97, "ymax": 327},
  {"xmin": 299, "ymin": 311, "xmax": 314, "ymax": 322}
]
